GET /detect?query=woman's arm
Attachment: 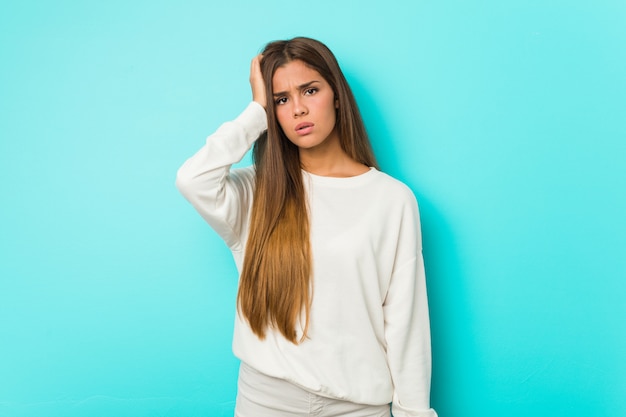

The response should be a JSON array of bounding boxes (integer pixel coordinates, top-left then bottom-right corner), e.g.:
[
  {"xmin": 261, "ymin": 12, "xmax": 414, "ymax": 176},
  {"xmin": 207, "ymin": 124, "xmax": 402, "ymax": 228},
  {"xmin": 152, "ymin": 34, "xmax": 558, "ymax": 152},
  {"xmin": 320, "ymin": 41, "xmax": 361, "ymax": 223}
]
[
  {"xmin": 175, "ymin": 102, "xmax": 266, "ymax": 250},
  {"xmin": 383, "ymin": 198, "xmax": 438, "ymax": 417},
  {"xmin": 175, "ymin": 56, "xmax": 267, "ymax": 250}
]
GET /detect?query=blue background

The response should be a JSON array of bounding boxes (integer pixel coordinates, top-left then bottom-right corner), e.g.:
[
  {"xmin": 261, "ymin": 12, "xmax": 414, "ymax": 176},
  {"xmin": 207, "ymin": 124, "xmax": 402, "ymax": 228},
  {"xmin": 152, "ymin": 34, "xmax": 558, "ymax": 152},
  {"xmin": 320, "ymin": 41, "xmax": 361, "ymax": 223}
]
[{"xmin": 1, "ymin": 1, "xmax": 625, "ymax": 416}]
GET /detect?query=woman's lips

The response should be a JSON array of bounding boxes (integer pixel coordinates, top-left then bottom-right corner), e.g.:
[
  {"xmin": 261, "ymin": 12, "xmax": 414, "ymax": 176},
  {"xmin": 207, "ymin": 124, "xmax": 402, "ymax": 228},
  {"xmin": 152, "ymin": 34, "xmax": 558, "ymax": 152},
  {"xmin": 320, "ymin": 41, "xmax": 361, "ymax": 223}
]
[{"xmin": 295, "ymin": 122, "xmax": 314, "ymax": 136}]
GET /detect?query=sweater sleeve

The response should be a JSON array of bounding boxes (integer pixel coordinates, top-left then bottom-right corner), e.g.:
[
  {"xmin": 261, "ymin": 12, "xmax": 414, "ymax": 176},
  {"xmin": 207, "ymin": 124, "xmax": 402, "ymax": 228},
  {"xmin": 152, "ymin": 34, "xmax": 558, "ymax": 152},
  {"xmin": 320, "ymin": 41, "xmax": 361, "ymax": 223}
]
[
  {"xmin": 175, "ymin": 102, "xmax": 267, "ymax": 251},
  {"xmin": 383, "ymin": 197, "xmax": 438, "ymax": 417}
]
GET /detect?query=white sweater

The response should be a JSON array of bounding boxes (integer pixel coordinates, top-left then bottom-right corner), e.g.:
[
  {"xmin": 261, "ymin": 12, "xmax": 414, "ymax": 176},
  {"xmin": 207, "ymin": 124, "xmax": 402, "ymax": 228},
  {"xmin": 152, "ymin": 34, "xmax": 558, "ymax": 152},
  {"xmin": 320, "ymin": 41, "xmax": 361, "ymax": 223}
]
[{"xmin": 176, "ymin": 102, "xmax": 437, "ymax": 417}]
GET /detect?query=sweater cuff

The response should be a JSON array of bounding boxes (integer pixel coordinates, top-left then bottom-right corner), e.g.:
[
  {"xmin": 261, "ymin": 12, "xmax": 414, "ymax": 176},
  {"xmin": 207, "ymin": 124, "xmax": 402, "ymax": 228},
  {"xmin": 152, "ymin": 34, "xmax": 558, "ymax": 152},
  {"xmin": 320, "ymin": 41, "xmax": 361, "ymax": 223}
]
[
  {"xmin": 391, "ymin": 407, "xmax": 438, "ymax": 417},
  {"xmin": 233, "ymin": 101, "xmax": 268, "ymax": 143}
]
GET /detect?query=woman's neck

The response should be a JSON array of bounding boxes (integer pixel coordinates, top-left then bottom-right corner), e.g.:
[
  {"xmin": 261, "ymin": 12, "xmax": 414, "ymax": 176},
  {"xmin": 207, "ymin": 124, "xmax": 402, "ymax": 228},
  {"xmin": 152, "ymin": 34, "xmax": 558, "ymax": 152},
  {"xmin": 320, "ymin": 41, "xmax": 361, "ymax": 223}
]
[{"xmin": 299, "ymin": 144, "xmax": 369, "ymax": 178}]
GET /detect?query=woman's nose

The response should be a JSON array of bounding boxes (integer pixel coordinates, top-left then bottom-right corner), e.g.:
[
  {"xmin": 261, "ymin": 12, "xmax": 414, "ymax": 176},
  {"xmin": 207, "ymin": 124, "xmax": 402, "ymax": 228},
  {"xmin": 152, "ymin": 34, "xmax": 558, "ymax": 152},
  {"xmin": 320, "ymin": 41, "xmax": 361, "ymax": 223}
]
[{"xmin": 292, "ymin": 99, "xmax": 308, "ymax": 117}]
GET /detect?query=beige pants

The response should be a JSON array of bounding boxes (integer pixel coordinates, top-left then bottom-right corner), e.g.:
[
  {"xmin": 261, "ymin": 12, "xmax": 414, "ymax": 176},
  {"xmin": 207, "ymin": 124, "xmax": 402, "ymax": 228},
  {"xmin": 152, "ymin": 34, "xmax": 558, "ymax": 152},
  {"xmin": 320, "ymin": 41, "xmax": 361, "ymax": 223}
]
[{"xmin": 234, "ymin": 362, "xmax": 391, "ymax": 417}]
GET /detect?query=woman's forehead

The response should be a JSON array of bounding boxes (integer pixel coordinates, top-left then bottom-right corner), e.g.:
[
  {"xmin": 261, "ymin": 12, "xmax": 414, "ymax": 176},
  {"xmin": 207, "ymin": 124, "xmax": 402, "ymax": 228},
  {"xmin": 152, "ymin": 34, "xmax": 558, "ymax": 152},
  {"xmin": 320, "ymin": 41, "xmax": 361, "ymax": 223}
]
[{"xmin": 272, "ymin": 60, "xmax": 325, "ymax": 90}]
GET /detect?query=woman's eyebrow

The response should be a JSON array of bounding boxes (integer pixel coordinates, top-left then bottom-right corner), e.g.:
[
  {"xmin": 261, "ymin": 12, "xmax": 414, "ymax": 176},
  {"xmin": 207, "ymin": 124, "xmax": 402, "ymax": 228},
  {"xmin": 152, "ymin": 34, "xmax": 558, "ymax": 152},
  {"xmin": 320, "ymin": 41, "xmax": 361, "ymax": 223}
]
[{"xmin": 273, "ymin": 80, "xmax": 320, "ymax": 97}]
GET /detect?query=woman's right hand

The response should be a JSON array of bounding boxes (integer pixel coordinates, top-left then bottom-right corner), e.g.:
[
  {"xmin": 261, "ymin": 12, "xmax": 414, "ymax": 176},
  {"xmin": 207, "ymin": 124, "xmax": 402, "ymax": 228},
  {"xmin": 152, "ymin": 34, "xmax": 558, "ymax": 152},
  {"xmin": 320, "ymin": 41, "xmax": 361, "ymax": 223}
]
[{"xmin": 250, "ymin": 54, "xmax": 266, "ymax": 109}]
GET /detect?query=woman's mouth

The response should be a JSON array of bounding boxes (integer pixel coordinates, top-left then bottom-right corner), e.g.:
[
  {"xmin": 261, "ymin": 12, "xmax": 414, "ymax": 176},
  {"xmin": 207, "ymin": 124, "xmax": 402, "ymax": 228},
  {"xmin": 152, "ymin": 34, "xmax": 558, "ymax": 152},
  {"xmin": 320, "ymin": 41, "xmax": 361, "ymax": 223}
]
[{"xmin": 295, "ymin": 122, "xmax": 314, "ymax": 136}]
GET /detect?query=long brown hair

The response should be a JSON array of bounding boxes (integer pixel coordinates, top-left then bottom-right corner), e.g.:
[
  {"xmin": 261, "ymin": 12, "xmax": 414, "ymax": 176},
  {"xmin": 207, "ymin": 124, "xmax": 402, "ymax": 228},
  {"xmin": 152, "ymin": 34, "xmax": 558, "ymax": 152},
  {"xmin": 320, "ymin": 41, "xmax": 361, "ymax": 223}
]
[{"xmin": 238, "ymin": 37, "xmax": 378, "ymax": 343}]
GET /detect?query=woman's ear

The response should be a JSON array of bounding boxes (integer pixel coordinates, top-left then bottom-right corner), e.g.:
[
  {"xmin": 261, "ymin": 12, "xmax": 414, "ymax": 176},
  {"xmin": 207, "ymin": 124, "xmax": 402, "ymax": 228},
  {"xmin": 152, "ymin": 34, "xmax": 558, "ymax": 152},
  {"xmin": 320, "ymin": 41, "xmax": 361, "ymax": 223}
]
[{"xmin": 335, "ymin": 99, "xmax": 339, "ymax": 108}]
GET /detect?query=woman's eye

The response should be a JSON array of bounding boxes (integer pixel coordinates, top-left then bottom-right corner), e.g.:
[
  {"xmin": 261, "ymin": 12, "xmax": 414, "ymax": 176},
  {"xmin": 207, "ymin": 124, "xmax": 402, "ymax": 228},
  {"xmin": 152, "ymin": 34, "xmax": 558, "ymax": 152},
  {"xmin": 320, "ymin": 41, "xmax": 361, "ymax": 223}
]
[
  {"xmin": 275, "ymin": 97, "xmax": 287, "ymax": 105},
  {"xmin": 304, "ymin": 88, "xmax": 317, "ymax": 95}
]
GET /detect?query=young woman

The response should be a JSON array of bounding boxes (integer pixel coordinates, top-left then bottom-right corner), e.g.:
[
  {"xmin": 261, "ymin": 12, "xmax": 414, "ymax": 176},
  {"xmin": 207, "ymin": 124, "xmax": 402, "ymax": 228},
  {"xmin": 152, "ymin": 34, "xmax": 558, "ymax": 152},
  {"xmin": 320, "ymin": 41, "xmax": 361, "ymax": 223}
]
[{"xmin": 176, "ymin": 37, "xmax": 437, "ymax": 417}]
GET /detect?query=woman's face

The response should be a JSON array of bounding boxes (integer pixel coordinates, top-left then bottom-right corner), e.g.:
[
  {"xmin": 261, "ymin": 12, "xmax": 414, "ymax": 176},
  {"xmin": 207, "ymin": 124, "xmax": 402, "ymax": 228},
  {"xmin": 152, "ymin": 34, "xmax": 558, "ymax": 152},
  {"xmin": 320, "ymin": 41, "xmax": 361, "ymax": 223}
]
[{"xmin": 272, "ymin": 60, "xmax": 339, "ymax": 152}]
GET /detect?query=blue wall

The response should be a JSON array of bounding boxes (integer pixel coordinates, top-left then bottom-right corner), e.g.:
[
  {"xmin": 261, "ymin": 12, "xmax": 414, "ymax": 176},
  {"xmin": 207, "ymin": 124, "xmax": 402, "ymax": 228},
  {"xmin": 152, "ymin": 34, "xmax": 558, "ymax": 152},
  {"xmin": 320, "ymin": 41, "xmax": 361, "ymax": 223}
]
[{"xmin": 1, "ymin": 1, "xmax": 624, "ymax": 416}]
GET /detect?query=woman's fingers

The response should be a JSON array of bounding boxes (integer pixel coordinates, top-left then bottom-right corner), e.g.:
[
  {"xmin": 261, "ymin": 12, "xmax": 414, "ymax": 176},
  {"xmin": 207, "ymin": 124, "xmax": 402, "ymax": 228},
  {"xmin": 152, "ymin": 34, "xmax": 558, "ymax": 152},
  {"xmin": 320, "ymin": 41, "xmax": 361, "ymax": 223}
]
[{"xmin": 250, "ymin": 54, "xmax": 266, "ymax": 108}]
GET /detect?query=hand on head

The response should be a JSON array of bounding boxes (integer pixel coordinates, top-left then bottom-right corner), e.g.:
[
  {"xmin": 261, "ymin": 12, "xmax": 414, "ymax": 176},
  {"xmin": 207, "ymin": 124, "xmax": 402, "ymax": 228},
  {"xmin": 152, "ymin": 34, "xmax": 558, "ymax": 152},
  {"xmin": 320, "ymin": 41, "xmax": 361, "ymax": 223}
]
[{"xmin": 250, "ymin": 54, "xmax": 266, "ymax": 108}]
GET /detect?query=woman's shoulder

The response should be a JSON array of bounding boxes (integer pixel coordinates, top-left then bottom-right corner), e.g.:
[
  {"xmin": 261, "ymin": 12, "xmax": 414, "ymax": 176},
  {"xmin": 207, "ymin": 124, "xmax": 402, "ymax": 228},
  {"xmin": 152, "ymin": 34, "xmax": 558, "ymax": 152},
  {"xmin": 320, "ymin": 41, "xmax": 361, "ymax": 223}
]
[{"xmin": 370, "ymin": 169, "xmax": 417, "ymax": 200}]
